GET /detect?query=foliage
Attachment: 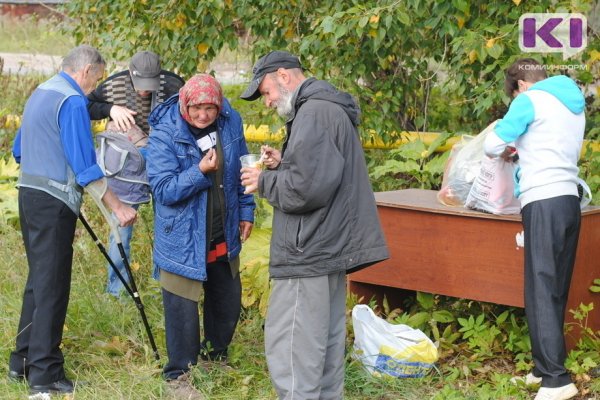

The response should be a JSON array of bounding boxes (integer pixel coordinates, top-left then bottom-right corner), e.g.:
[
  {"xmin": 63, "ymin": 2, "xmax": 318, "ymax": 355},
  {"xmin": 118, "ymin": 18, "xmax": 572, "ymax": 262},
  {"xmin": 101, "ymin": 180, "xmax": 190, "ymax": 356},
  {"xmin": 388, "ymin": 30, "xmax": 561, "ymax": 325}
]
[
  {"xmin": 0, "ymin": 14, "xmax": 74, "ymax": 55},
  {"xmin": 566, "ymin": 302, "xmax": 600, "ymax": 376},
  {"xmin": 0, "ymin": 156, "xmax": 19, "ymax": 228},
  {"xmin": 239, "ymin": 224, "xmax": 271, "ymax": 317},
  {"xmin": 61, "ymin": 0, "xmax": 600, "ymax": 142},
  {"xmin": 368, "ymin": 132, "xmax": 453, "ymax": 191},
  {"xmin": 578, "ymin": 145, "xmax": 600, "ymax": 204},
  {"xmin": 0, "ymin": 71, "xmax": 48, "ymax": 119}
]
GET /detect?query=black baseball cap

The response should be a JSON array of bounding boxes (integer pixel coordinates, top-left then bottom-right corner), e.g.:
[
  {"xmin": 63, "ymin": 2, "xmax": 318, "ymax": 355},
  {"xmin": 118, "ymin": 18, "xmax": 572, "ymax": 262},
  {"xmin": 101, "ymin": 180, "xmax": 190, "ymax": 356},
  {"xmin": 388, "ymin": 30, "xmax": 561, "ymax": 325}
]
[{"xmin": 240, "ymin": 50, "xmax": 302, "ymax": 101}]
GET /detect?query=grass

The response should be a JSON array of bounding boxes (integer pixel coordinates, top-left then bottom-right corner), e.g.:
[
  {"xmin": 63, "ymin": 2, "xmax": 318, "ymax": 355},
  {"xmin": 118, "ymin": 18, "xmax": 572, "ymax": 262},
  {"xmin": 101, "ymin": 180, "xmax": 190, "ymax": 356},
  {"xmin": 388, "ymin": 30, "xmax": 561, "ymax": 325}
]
[
  {"xmin": 2, "ymin": 201, "xmax": 596, "ymax": 399},
  {"xmin": 0, "ymin": 14, "xmax": 74, "ymax": 55},
  {"xmin": 0, "ymin": 202, "xmax": 435, "ymax": 400}
]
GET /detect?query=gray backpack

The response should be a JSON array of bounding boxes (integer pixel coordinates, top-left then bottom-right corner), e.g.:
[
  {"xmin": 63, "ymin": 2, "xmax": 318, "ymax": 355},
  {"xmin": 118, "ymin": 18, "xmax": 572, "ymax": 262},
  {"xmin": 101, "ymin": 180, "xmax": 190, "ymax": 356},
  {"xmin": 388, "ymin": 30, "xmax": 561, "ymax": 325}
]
[{"xmin": 96, "ymin": 130, "xmax": 151, "ymax": 205}]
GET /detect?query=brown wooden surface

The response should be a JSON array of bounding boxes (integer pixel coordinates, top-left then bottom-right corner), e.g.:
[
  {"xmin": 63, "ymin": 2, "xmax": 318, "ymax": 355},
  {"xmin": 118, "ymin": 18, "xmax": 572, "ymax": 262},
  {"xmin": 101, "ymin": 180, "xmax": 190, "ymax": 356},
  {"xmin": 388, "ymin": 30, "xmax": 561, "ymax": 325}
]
[{"xmin": 348, "ymin": 189, "xmax": 600, "ymax": 348}]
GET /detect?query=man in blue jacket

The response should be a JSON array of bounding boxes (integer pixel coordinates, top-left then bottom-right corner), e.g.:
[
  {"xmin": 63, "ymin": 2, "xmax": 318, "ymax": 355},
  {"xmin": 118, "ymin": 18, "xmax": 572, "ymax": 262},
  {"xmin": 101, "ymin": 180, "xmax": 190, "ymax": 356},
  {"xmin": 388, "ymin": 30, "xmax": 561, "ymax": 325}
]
[
  {"xmin": 8, "ymin": 45, "xmax": 137, "ymax": 396},
  {"xmin": 484, "ymin": 58, "xmax": 585, "ymax": 400}
]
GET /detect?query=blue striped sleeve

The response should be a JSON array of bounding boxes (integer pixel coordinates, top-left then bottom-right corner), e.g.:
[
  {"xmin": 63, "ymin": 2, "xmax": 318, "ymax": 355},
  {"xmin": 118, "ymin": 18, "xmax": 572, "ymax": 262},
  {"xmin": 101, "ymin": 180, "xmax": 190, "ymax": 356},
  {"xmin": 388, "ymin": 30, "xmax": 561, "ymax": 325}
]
[{"xmin": 494, "ymin": 94, "xmax": 535, "ymax": 142}]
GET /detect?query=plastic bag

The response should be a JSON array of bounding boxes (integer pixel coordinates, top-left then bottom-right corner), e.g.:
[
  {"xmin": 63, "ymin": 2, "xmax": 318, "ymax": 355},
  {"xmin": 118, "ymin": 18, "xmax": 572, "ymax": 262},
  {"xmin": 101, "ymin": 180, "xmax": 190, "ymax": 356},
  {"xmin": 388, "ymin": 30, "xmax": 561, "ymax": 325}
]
[
  {"xmin": 577, "ymin": 178, "xmax": 592, "ymax": 209},
  {"xmin": 465, "ymin": 156, "xmax": 521, "ymax": 215},
  {"xmin": 437, "ymin": 121, "xmax": 498, "ymax": 206},
  {"xmin": 351, "ymin": 305, "xmax": 438, "ymax": 378}
]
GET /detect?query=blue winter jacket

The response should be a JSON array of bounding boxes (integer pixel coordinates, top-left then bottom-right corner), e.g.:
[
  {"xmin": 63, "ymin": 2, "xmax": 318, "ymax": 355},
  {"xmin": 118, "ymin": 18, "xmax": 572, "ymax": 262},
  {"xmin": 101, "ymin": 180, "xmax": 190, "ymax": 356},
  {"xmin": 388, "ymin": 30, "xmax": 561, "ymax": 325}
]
[{"xmin": 147, "ymin": 95, "xmax": 255, "ymax": 281}]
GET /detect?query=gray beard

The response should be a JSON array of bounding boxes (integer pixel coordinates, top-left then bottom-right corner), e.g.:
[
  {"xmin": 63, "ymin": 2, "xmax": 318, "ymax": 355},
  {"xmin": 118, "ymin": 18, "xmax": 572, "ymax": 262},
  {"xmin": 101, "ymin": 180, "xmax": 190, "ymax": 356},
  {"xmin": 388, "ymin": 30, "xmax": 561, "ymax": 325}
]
[{"xmin": 275, "ymin": 83, "xmax": 294, "ymax": 118}]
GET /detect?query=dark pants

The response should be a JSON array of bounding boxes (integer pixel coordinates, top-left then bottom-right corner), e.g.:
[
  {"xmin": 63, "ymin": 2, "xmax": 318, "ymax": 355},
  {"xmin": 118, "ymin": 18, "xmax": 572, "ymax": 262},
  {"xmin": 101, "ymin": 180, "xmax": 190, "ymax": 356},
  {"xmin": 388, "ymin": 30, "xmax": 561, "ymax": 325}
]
[
  {"xmin": 162, "ymin": 260, "xmax": 241, "ymax": 380},
  {"xmin": 522, "ymin": 195, "xmax": 580, "ymax": 388},
  {"xmin": 9, "ymin": 188, "xmax": 76, "ymax": 385}
]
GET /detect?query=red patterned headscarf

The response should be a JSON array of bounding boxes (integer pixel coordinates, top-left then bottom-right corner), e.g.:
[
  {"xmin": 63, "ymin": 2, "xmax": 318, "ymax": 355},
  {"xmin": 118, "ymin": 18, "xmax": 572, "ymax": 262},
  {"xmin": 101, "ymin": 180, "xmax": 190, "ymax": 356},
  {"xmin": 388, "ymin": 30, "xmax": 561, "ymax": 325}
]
[{"xmin": 179, "ymin": 73, "xmax": 223, "ymax": 124}]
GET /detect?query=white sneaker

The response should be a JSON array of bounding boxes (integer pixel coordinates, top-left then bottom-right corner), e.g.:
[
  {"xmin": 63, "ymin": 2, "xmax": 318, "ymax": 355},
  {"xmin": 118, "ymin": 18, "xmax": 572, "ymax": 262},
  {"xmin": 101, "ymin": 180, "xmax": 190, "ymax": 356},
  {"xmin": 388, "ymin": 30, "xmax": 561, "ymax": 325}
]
[
  {"xmin": 534, "ymin": 383, "xmax": 578, "ymax": 400},
  {"xmin": 510, "ymin": 372, "xmax": 543, "ymax": 385}
]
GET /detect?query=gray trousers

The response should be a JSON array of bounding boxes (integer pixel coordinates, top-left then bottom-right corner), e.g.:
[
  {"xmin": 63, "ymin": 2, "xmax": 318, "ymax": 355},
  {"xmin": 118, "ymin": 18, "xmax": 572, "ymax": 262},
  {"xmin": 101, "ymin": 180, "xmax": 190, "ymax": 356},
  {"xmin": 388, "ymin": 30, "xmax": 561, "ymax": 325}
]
[
  {"xmin": 265, "ymin": 271, "xmax": 346, "ymax": 400},
  {"xmin": 522, "ymin": 195, "xmax": 580, "ymax": 388}
]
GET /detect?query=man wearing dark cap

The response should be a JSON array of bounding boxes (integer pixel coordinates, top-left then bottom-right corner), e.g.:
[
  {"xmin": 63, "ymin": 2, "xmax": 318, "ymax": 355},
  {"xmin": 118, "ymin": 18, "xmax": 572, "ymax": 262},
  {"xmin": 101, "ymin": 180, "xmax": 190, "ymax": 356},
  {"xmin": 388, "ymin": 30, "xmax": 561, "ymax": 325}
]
[
  {"xmin": 88, "ymin": 50, "xmax": 184, "ymax": 297},
  {"xmin": 240, "ymin": 50, "xmax": 389, "ymax": 399}
]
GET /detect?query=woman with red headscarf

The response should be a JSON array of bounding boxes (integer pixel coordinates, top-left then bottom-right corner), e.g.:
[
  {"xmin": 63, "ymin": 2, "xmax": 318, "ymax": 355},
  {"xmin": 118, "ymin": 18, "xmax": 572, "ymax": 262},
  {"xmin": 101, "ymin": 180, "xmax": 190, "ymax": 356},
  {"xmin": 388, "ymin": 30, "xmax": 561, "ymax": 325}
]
[{"xmin": 147, "ymin": 74, "xmax": 255, "ymax": 397}]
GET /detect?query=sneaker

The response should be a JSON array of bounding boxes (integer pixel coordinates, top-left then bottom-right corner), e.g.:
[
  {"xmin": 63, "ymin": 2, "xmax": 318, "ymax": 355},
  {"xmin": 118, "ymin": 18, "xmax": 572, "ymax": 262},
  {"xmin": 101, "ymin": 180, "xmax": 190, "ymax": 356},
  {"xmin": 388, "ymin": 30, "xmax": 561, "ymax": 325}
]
[
  {"xmin": 28, "ymin": 394, "xmax": 51, "ymax": 400},
  {"xmin": 534, "ymin": 383, "xmax": 578, "ymax": 400},
  {"xmin": 510, "ymin": 372, "xmax": 543, "ymax": 385},
  {"xmin": 166, "ymin": 373, "xmax": 204, "ymax": 400}
]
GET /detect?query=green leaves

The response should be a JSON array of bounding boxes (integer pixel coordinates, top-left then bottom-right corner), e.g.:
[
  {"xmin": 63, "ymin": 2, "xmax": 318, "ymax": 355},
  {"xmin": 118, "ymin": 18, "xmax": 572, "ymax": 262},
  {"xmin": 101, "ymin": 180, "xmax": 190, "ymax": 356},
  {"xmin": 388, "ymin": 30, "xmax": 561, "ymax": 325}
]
[
  {"xmin": 591, "ymin": 279, "xmax": 600, "ymax": 293},
  {"xmin": 0, "ymin": 156, "xmax": 19, "ymax": 227}
]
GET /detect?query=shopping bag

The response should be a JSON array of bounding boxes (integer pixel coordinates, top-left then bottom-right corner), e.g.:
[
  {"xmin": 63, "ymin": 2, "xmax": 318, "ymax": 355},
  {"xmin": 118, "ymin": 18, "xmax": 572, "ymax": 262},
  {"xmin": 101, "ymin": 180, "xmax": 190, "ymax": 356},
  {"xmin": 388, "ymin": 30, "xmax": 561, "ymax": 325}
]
[
  {"xmin": 577, "ymin": 178, "xmax": 592, "ymax": 209},
  {"xmin": 437, "ymin": 121, "xmax": 499, "ymax": 207},
  {"xmin": 465, "ymin": 155, "xmax": 521, "ymax": 215},
  {"xmin": 351, "ymin": 305, "xmax": 438, "ymax": 378}
]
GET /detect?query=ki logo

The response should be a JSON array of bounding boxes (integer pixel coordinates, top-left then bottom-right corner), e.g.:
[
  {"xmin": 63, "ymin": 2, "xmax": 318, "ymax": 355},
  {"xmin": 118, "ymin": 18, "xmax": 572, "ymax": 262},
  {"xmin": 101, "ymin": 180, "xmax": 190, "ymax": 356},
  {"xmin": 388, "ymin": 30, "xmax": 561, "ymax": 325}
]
[{"xmin": 519, "ymin": 13, "xmax": 587, "ymax": 59}]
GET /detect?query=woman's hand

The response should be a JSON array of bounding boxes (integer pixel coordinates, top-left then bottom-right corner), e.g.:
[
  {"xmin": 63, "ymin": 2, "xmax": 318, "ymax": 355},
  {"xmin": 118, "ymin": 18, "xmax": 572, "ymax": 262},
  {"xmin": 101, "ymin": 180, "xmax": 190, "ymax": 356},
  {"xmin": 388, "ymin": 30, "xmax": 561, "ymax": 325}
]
[
  {"xmin": 239, "ymin": 221, "xmax": 254, "ymax": 243},
  {"xmin": 199, "ymin": 148, "xmax": 218, "ymax": 173}
]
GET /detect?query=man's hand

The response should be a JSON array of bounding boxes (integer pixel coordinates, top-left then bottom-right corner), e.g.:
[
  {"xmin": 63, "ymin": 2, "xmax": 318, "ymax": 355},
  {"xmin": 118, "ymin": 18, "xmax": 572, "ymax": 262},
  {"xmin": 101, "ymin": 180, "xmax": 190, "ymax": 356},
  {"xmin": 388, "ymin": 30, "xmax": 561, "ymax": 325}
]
[
  {"xmin": 241, "ymin": 166, "xmax": 261, "ymax": 194},
  {"xmin": 101, "ymin": 187, "xmax": 137, "ymax": 226},
  {"xmin": 199, "ymin": 148, "xmax": 218, "ymax": 173},
  {"xmin": 113, "ymin": 202, "xmax": 137, "ymax": 227},
  {"xmin": 261, "ymin": 145, "xmax": 281, "ymax": 169},
  {"xmin": 239, "ymin": 221, "xmax": 254, "ymax": 243},
  {"xmin": 109, "ymin": 105, "xmax": 137, "ymax": 131}
]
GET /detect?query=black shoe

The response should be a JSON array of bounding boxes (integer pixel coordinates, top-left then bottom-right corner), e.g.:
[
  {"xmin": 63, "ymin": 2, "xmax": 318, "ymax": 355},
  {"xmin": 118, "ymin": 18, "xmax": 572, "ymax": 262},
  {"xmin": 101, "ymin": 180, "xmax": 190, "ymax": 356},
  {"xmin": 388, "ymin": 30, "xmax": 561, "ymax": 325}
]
[
  {"xmin": 7, "ymin": 370, "xmax": 26, "ymax": 382},
  {"xmin": 30, "ymin": 379, "xmax": 74, "ymax": 394}
]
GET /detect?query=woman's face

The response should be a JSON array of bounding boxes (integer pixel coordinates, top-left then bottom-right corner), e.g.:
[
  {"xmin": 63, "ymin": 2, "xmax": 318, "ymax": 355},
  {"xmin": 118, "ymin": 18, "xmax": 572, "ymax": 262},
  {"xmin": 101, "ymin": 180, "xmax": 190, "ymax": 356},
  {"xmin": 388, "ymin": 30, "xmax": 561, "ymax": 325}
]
[{"xmin": 187, "ymin": 103, "xmax": 219, "ymax": 129}]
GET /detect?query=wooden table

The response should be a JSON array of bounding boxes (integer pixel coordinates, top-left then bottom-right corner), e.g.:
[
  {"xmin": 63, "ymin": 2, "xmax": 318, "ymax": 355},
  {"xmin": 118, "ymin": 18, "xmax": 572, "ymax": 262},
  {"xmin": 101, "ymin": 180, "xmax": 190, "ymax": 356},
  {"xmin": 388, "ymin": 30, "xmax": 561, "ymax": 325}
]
[{"xmin": 348, "ymin": 189, "xmax": 600, "ymax": 349}]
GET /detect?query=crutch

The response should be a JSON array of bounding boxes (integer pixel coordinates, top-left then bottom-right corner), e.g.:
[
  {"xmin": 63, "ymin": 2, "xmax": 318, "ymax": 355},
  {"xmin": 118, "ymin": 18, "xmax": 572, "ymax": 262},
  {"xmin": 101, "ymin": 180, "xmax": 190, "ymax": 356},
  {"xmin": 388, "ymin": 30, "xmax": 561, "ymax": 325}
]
[{"xmin": 82, "ymin": 181, "xmax": 160, "ymax": 361}]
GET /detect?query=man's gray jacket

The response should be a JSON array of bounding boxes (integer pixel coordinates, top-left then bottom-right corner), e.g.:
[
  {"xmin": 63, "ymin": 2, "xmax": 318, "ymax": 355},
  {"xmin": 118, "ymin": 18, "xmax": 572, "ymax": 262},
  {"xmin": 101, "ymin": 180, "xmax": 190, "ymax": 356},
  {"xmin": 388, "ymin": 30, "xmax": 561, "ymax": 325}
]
[{"xmin": 258, "ymin": 78, "xmax": 389, "ymax": 279}]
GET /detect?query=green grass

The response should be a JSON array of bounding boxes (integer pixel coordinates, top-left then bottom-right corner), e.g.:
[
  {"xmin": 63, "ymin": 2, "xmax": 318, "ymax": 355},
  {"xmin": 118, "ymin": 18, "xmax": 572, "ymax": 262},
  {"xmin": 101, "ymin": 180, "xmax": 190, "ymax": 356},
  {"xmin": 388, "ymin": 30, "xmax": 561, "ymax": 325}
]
[
  {"xmin": 0, "ymin": 14, "xmax": 74, "ymax": 55},
  {"xmin": 2, "ymin": 202, "xmax": 591, "ymax": 400}
]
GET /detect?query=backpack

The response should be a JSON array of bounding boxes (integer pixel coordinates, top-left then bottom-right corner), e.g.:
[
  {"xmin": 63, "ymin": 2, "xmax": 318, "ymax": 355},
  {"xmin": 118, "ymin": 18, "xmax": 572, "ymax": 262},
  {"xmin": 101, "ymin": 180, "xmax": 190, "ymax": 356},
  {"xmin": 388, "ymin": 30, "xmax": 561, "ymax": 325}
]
[{"xmin": 96, "ymin": 129, "xmax": 151, "ymax": 205}]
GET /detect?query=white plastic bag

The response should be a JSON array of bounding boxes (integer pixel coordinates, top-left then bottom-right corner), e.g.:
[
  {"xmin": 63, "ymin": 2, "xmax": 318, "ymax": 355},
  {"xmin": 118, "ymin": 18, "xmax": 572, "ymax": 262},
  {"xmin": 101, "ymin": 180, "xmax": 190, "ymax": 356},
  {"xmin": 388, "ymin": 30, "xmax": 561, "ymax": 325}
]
[
  {"xmin": 437, "ymin": 121, "xmax": 499, "ymax": 206},
  {"xmin": 577, "ymin": 178, "xmax": 592, "ymax": 209},
  {"xmin": 351, "ymin": 305, "xmax": 438, "ymax": 378},
  {"xmin": 465, "ymin": 155, "xmax": 521, "ymax": 215}
]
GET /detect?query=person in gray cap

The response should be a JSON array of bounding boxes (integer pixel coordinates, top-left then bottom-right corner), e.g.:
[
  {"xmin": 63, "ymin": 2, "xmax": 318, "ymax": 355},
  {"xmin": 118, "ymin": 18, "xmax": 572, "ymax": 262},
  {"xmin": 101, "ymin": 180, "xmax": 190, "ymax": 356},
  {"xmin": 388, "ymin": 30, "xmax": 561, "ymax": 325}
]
[
  {"xmin": 88, "ymin": 50, "xmax": 184, "ymax": 297},
  {"xmin": 240, "ymin": 50, "xmax": 389, "ymax": 399}
]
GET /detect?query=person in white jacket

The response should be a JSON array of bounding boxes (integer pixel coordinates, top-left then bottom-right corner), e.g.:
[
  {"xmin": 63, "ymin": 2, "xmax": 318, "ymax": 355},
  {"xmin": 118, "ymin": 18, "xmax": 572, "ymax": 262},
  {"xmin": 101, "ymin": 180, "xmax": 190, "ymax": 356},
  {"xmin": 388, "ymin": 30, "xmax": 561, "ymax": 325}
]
[{"xmin": 484, "ymin": 58, "xmax": 585, "ymax": 400}]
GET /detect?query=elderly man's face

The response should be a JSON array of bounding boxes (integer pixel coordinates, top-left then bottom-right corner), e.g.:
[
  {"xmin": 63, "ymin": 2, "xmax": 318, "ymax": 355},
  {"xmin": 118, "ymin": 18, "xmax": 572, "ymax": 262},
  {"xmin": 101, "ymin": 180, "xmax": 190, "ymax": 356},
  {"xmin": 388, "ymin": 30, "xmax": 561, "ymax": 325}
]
[
  {"xmin": 259, "ymin": 73, "xmax": 293, "ymax": 118},
  {"xmin": 80, "ymin": 64, "xmax": 105, "ymax": 95}
]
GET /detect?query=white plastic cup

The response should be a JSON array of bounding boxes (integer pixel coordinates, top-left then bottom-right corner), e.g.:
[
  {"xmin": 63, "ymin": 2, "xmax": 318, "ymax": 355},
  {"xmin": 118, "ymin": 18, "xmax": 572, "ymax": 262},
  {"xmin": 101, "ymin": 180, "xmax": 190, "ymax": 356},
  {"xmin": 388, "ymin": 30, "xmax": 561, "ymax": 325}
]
[{"xmin": 240, "ymin": 154, "xmax": 262, "ymax": 168}]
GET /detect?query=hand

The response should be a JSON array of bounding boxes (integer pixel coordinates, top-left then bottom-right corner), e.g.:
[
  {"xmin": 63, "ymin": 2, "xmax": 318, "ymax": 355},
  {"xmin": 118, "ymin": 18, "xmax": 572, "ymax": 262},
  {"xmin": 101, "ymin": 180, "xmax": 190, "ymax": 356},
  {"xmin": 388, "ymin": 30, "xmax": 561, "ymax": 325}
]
[
  {"xmin": 261, "ymin": 145, "xmax": 281, "ymax": 169},
  {"xmin": 199, "ymin": 148, "xmax": 218, "ymax": 173},
  {"xmin": 109, "ymin": 105, "xmax": 137, "ymax": 131},
  {"xmin": 500, "ymin": 146, "xmax": 518, "ymax": 162},
  {"xmin": 100, "ymin": 186, "xmax": 137, "ymax": 227},
  {"xmin": 114, "ymin": 203, "xmax": 137, "ymax": 227},
  {"xmin": 239, "ymin": 221, "xmax": 254, "ymax": 243},
  {"xmin": 241, "ymin": 166, "xmax": 261, "ymax": 194}
]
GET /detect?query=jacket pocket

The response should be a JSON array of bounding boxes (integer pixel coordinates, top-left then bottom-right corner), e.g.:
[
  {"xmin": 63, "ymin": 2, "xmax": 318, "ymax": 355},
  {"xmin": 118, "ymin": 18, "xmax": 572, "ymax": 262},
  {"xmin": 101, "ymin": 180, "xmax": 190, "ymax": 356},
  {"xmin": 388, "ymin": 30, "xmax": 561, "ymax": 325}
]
[
  {"xmin": 284, "ymin": 208, "xmax": 324, "ymax": 255},
  {"xmin": 154, "ymin": 207, "xmax": 195, "ymax": 266}
]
